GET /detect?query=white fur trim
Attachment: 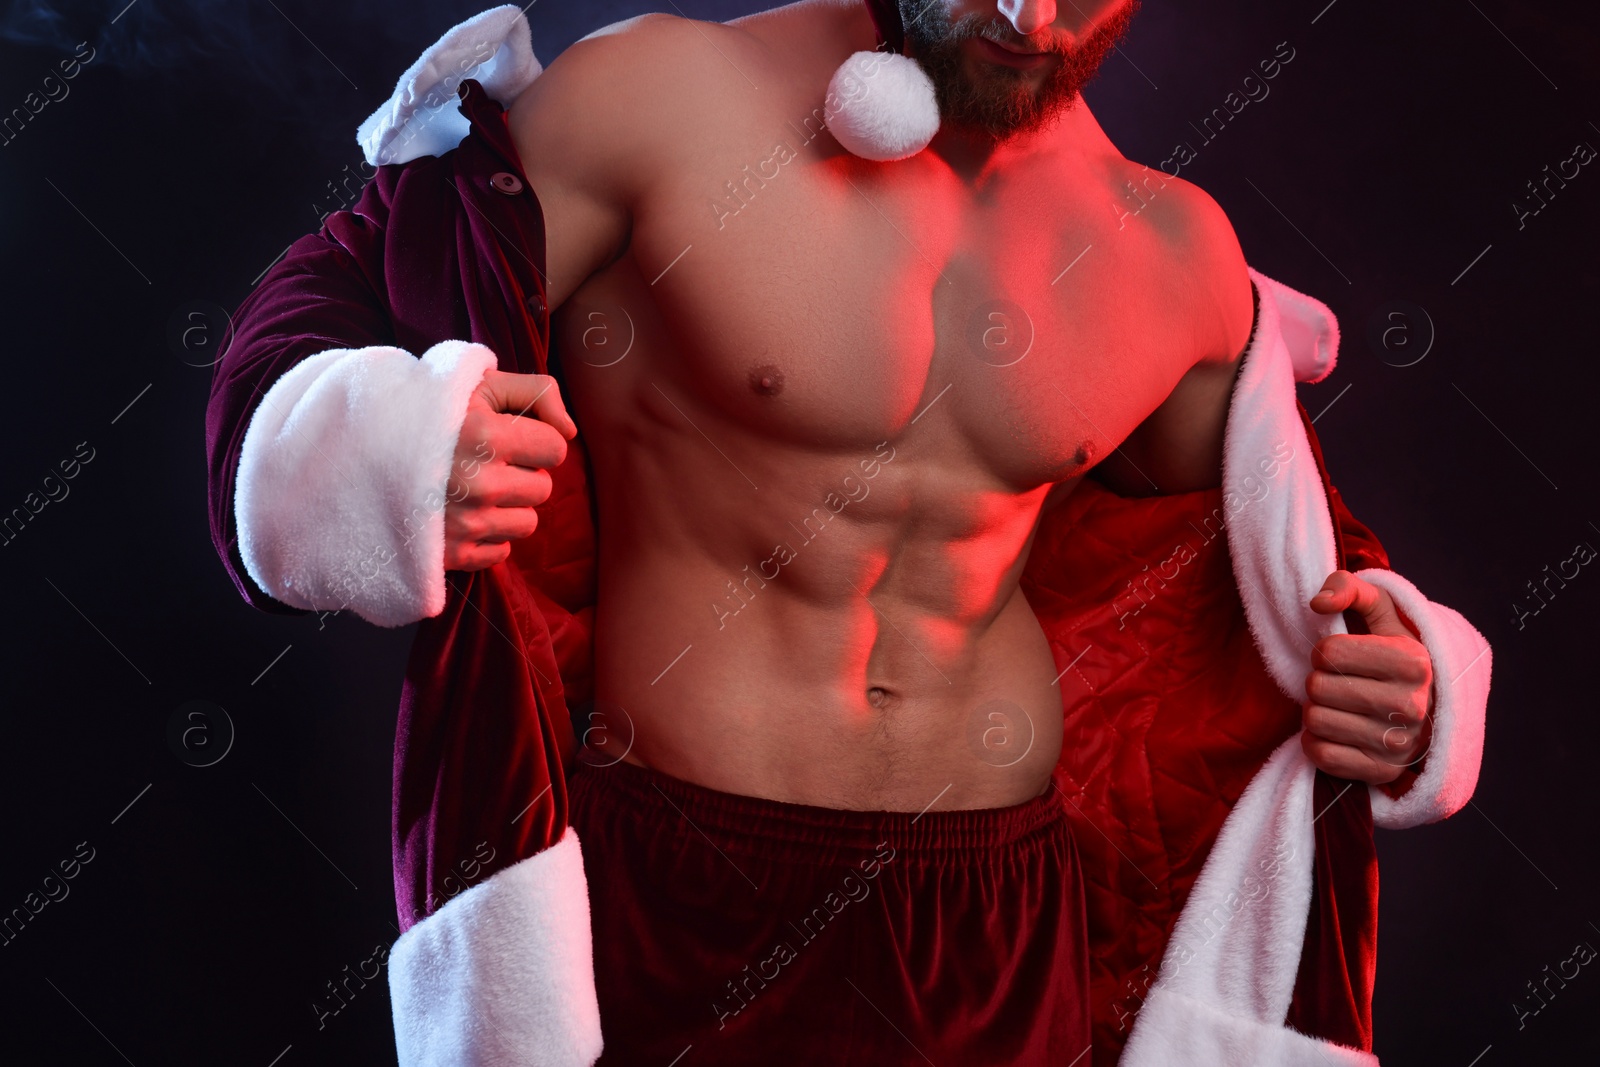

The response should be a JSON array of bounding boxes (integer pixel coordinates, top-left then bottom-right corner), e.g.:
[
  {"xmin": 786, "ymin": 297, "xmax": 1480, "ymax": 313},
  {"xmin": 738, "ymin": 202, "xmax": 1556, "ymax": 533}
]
[
  {"xmin": 1225, "ymin": 268, "xmax": 1491, "ymax": 829},
  {"xmin": 1125, "ymin": 987, "xmax": 1378, "ymax": 1066},
  {"xmin": 357, "ymin": 4, "xmax": 543, "ymax": 167},
  {"xmin": 1120, "ymin": 737, "xmax": 1321, "ymax": 1065},
  {"xmin": 1266, "ymin": 273, "xmax": 1340, "ymax": 385},
  {"xmin": 826, "ymin": 51, "xmax": 940, "ymax": 162},
  {"xmin": 1222, "ymin": 269, "xmax": 1346, "ymax": 707},
  {"xmin": 234, "ymin": 340, "xmax": 498, "ymax": 628},
  {"xmin": 1156, "ymin": 738, "xmax": 1314, "ymax": 1026},
  {"xmin": 1121, "ymin": 268, "xmax": 1493, "ymax": 1061},
  {"xmin": 1356, "ymin": 568, "xmax": 1491, "ymax": 828},
  {"xmin": 389, "ymin": 828, "xmax": 603, "ymax": 1067}
]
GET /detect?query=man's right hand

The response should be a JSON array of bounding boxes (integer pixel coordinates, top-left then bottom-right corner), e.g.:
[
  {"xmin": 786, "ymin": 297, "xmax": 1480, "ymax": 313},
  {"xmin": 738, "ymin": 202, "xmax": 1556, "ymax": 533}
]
[{"xmin": 444, "ymin": 369, "xmax": 579, "ymax": 572}]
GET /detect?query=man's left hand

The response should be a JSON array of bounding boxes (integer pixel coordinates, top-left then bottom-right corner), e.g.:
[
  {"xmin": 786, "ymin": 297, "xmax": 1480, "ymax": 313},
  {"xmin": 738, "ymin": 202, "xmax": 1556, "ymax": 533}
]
[{"xmin": 1301, "ymin": 569, "xmax": 1435, "ymax": 785}]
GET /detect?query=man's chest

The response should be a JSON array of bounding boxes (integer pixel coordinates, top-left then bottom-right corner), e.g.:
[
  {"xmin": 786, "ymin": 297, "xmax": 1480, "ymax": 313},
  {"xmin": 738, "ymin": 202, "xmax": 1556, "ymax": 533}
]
[{"xmin": 558, "ymin": 127, "xmax": 1202, "ymax": 492}]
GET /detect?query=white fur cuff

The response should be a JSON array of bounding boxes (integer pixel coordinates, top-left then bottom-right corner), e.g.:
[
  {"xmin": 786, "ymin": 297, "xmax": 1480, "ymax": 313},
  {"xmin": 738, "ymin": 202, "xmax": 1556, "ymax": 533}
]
[
  {"xmin": 233, "ymin": 339, "xmax": 498, "ymax": 628},
  {"xmin": 388, "ymin": 828, "xmax": 603, "ymax": 1067},
  {"xmin": 1356, "ymin": 568, "xmax": 1492, "ymax": 828},
  {"xmin": 1122, "ymin": 987, "xmax": 1378, "ymax": 1067}
]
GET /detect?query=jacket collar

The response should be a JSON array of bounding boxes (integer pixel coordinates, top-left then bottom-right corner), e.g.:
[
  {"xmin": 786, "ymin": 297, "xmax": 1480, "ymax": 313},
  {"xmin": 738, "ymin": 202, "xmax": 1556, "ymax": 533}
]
[{"xmin": 455, "ymin": 77, "xmax": 531, "ymax": 179}]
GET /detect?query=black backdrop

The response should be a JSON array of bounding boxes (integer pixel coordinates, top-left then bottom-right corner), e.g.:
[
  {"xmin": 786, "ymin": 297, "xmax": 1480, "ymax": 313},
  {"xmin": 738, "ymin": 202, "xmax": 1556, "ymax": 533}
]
[{"xmin": 1, "ymin": 1, "xmax": 1595, "ymax": 1063}]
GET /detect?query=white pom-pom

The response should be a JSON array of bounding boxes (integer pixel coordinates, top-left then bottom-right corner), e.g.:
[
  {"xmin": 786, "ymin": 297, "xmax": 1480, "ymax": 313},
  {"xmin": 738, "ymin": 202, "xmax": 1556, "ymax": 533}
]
[{"xmin": 826, "ymin": 50, "xmax": 940, "ymax": 162}]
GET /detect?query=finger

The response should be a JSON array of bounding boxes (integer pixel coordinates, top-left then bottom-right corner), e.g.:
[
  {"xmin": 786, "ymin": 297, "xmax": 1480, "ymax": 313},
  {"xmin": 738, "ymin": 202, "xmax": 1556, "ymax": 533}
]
[
  {"xmin": 1383, "ymin": 710, "xmax": 1435, "ymax": 771},
  {"xmin": 1377, "ymin": 722, "xmax": 1425, "ymax": 769},
  {"xmin": 1309, "ymin": 569, "xmax": 1358, "ymax": 614},
  {"xmin": 1305, "ymin": 668, "xmax": 1430, "ymax": 725},
  {"xmin": 444, "ymin": 539, "xmax": 512, "ymax": 573},
  {"xmin": 1300, "ymin": 732, "xmax": 1400, "ymax": 785},
  {"xmin": 481, "ymin": 370, "xmax": 578, "ymax": 440},
  {"xmin": 445, "ymin": 496, "xmax": 539, "ymax": 547},
  {"xmin": 1303, "ymin": 702, "xmax": 1407, "ymax": 752},
  {"xmin": 1310, "ymin": 570, "xmax": 1410, "ymax": 638},
  {"xmin": 1311, "ymin": 633, "xmax": 1433, "ymax": 687},
  {"xmin": 1309, "ymin": 570, "xmax": 1381, "ymax": 634},
  {"xmin": 491, "ymin": 413, "xmax": 570, "ymax": 471},
  {"xmin": 468, "ymin": 506, "xmax": 541, "ymax": 545},
  {"xmin": 454, "ymin": 465, "xmax": 554, "ymax": 509}
]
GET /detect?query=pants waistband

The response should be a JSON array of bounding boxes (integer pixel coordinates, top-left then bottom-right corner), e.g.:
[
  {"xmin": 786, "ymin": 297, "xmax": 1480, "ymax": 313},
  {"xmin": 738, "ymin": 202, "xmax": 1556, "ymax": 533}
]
[{"xmin": 568, "ymin": 753, "xmax": 1067, "ymax": 869}]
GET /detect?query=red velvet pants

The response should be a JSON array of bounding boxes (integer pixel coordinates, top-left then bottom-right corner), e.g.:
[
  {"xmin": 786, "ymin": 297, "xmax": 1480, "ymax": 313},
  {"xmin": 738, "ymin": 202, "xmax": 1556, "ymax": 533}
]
[{"xmin": 568, "ymin": 756, "xmax": 1091, "ymax": 1065}]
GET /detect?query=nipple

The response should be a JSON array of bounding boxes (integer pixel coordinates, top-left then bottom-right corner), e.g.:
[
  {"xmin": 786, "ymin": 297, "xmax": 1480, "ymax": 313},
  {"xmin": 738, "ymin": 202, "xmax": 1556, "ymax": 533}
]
[{"xmin": 749, "ymin": 363, "xmax": 785, "ymax": 397}]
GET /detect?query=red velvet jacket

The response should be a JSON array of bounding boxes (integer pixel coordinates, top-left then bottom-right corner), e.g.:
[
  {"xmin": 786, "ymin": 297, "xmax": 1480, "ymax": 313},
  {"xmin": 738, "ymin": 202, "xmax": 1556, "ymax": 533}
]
[{"xmin": 206, "ymin": 77, "xmax": 1404, "ymax": 1064}]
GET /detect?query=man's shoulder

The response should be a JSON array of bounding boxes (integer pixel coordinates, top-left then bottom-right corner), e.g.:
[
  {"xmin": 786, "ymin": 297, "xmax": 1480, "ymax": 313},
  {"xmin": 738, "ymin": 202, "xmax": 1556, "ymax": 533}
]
[
  {"xmin": 506, "ymin": 2, "xmax": 844, "ymax": 121},
  {"xmin": 508, "ymin": 11, "xmax": 769, "ymax": 118},
  {"xmin": 570, "ymin": 9, "xmax": 762, "ymax": 60},
  {"xmin": 1082, "ymin": 166, "xmax": 1260, "ymax": 495},
  {"xmin": 505, "ymin": 11, "xmax": 777, "ymax": 178},
  {"xmin": 1115, "ymin": 163, "xmax": 1256, "ymax": 367}
]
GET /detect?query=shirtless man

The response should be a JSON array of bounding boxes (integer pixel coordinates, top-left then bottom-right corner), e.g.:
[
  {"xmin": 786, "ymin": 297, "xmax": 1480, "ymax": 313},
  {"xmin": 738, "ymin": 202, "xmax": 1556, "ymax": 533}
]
[
  {"xmin": 419, "ymin": 0, "xmax": 1432, "ymax": 1059},
  {"xmin": 213, "ymin": 0, "xmax": 1460, "ymax": 1062},
  {"xmin": 451, "ymin": 1, "xmax": 1427, "ymax": 812}
]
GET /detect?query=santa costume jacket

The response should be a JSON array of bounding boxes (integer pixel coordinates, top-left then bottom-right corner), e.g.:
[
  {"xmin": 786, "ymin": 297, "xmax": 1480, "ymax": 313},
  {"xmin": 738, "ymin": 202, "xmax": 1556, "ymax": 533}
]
[{"xmin": 203, "ymin": 8, "xmax": 1492, "ymax": 1066}]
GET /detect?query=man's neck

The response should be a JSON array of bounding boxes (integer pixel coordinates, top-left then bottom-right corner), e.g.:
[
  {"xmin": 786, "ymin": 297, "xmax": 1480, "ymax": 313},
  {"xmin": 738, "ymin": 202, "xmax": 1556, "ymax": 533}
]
[{"xmin": 929, "ymin": 99, "xmax": 1102, "ymax": 177}]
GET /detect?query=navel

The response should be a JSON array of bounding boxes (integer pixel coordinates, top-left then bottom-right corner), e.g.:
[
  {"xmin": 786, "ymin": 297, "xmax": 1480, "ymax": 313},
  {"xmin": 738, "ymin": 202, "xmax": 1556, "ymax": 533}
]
[
  {"xmin": 748, "ymin": 363, "xmax": 785, "ymax": 397},
  {"xmin": 867, "ymin": 686, "xmax": 889, "ymax": 708}
]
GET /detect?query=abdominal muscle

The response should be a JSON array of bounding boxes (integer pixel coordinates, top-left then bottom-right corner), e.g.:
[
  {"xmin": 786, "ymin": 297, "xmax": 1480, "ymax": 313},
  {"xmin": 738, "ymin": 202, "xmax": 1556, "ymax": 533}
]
[{"xmin": 577, "ymin": 434, "xmax": 1071, "ymax": 815}]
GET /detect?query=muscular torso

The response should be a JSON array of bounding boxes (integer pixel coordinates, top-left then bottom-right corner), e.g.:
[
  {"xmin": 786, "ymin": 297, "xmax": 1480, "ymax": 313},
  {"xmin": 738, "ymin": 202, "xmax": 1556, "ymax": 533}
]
[{"xmin": 509, "ymin": 1, "xmax": 1253, "ymax": 811}]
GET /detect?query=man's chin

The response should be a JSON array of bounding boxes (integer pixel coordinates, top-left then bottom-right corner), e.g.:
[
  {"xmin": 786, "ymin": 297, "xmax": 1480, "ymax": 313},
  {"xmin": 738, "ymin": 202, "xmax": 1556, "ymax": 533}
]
[
  {"xmin": 937, "ymin": 66, "xmax": 1080, "ymax": 141},
  {"xmin": 904, "ymin": 0, "xmax": 1142, "ymax": 142}
]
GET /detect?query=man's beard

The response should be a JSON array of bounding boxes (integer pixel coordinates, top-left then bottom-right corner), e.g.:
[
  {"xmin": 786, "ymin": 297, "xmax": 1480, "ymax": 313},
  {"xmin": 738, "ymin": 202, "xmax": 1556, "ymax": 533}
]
[{"xmin": 900, "ymin": 0, "xmax": 1140, "ymax": 140}]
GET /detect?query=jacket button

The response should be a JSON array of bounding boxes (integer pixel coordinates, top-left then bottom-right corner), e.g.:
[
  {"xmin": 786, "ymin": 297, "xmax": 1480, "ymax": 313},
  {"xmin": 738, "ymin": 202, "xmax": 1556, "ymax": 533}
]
[
  {"xmin": 490, "ymin": 171, "xmax": 524, "ymax": 195},
  {"xmin": 526, "ymin": 292, "xmax": 546, "ymax": 316}
]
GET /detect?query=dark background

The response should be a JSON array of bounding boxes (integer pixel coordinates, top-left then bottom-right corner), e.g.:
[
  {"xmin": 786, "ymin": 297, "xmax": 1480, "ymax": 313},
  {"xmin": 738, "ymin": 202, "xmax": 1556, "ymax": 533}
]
[{"xmin": 0, "ymin": 0, "xmax": 1595, "ymax": 1063}]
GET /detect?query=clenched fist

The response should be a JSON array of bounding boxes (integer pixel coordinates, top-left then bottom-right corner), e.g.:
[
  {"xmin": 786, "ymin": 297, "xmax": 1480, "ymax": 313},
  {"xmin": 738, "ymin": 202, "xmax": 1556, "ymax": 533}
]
[
  {"xmin": 443, "ymin": 369, "xmax": 578, "ymax": 572},
  {"xmin": 1301, "ymin": 570, "xmax": 1435, "ymax": 785}
]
